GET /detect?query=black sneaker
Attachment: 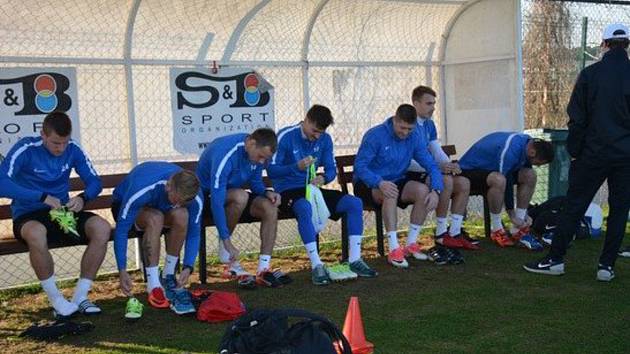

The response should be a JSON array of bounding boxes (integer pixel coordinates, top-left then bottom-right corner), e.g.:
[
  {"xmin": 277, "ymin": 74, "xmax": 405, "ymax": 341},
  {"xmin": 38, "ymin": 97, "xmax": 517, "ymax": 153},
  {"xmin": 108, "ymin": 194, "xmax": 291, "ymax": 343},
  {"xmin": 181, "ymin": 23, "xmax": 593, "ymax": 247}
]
[
  {"xmin": 460, "ymin": 229, "xmax": 480, "ymax": 245},
  {"xmin": 618, "ymin": 246, "xmax": 630, "ymax": 258},
  {"xmin": 444, "ymin": 247, "xmax": 465, "ymax": 265},
  {"xmin": 427, "ymin": 246, "xmax": 448, "ymax": 265},
  {"xmin": 523, "ymin": 256, "xmax": 565, "ymax": 275},
  {"xmin": 272, "ymin": 270, "xmax": 293, "ymax": 285},
  {"xmin": 256, "ymin": 270, "xmax": 284, "ymax": 288},
  {"xmin": 596, "ymin": 264, "xmax": 615, "ymax": 282}
]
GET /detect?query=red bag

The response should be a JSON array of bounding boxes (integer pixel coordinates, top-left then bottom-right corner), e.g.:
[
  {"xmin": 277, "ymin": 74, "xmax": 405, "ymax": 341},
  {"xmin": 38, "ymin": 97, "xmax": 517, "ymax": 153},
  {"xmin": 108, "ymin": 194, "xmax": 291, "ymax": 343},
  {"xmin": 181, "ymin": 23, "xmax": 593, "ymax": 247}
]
[{"xmin": 196, "ymin": 291, "xmax": 246, "ymax": 323}]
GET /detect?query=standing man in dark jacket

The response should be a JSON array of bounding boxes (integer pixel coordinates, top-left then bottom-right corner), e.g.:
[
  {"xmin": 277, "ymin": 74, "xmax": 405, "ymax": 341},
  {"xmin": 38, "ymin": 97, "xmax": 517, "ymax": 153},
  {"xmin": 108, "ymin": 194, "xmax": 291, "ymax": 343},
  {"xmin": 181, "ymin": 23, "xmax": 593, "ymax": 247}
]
[{"xmin": 524, "ymin": 23, "xmax": 630, "ymax": 282}]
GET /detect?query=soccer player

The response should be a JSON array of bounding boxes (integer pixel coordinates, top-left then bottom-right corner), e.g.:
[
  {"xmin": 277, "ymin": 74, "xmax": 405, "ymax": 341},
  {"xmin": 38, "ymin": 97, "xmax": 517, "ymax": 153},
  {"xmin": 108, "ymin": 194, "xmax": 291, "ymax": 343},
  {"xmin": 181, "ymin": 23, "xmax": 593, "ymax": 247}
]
[
  {"xmin": 112, "ymin": 162, "xmax": 202, "ymax": 315},
  {"xmin": 0, "ymin": 112, "xmax": 110, "ymax": 317},
  {"xmin": 267, "ymin": 105, "xmax": 378, "ymax": 286},
  {"xmin": 354, "ymin": 104, "xmax": 444, "ymax": 268}
]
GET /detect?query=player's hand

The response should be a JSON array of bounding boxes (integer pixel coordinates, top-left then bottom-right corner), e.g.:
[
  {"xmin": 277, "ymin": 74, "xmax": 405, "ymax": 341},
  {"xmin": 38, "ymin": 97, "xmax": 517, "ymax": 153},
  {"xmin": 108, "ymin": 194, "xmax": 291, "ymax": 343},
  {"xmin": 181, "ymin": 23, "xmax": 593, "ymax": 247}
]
[
  {"xmin": 297, "ymin": 156, "xmax": 316, "ymax": 170},
  {"xmin": 425, "ymin": 190, "xmax": 439, "ymax": 211},
  {"xmin": 265, "ymin": 191, "xmax": 281, "ymax": 207},
  {"xmin": 439, "ymin": 162, "xmax": 461, "ymax": 175},
  {"xmin": 119, "ymin": 271, "xmax": 133, "ymax": 296},
  {"xmin": 177, "ymin": 267, "xmax": 191, "ymax": 288},
  {"xmin": 43, "ymin": 195, "xmax": 62, "ymax": 209},
  {"xmin": 223, "ymin": 239, "xmax": 240, "ymax": 262},
  {"xmin": 310, "ymin": 175, "xmax": 325, "ymax": 186},
  {"xmin": 66, "ymin": 196, "xmax": 84, "ymax": 212},
  {"xmin": 378, "ymin": 181, "xmax": 399, "ymax": 199}
]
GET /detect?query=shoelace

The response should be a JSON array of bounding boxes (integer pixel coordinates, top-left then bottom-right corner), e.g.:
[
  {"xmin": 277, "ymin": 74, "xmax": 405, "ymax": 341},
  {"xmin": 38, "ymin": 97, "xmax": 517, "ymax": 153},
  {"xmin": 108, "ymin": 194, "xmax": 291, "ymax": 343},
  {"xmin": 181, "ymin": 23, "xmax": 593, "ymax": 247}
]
[{"xmin": 49, "ymin": 207, "xmax": 79, "ymax": 236}]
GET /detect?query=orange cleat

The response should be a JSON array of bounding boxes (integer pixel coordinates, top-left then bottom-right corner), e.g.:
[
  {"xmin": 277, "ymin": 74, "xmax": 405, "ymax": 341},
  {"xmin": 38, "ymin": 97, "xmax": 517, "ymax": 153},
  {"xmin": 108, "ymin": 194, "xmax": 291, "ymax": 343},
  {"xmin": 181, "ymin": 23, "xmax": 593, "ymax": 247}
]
[
  {"xmin": 491, "ymin": 229, "xmax": 514, "ymax": 247},
  {"xmin": 148, "ymin": 287, "xmax": 170, "ymax": 309}
]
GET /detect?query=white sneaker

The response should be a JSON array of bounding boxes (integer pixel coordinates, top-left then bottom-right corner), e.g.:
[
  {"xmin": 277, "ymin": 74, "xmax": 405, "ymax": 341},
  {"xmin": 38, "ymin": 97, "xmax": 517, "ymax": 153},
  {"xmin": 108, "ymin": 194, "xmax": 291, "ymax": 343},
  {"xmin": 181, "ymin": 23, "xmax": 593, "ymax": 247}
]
[{"xmin": 596, "ymin": 265, "xmax": 615, "ymax": 282}]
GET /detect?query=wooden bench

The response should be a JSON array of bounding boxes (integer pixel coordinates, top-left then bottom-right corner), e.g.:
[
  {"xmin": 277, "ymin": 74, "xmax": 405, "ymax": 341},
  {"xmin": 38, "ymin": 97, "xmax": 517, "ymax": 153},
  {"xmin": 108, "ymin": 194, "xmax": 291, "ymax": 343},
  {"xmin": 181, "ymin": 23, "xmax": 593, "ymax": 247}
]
[{"xmin": 334, "ymin": 145, "xmax": 490, "ymax": 257}]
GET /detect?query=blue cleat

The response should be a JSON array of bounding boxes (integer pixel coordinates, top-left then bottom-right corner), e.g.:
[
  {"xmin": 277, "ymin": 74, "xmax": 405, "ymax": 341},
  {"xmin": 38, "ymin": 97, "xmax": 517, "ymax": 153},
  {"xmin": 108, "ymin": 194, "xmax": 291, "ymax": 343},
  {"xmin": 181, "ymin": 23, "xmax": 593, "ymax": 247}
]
[
  {"xmin": 170, "ymin": 288, "xmax": 196, "ymax": 315},
  {"xmin": 161, "ymin": 274, "xmax": 178, "ymax": 301},
  {"xmin": 519, "ymin": 234, "xmax": 544, "ymax": 251}
]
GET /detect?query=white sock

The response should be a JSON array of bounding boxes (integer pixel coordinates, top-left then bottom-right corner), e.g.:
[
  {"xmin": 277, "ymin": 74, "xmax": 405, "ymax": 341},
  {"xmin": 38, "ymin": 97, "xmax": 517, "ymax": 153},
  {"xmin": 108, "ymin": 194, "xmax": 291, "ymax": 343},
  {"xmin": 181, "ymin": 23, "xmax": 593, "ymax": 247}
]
[
  {"xmin": 515, "ymin": 208, "xmax": 528, "ymax": 224},
  {"xmin": 407, "ymin": 223, "xmax": 421, "ymax": 245},
  {"xmin": 435, "ymin": 217, "xmax": 448, "ymax": 235},
  {"xmin": 146, "ymin": 266, "xmax": 161, "ymax": 292},
  {"xmin": 349, "ymin": 235, "xmax": 363, "ymax": 263},
  {"xmin": 449, "ymin": 214, "xmax": 464, "ymax": 236},
  {"xmin": 164, "ymin": 254, "xmax": 179, "ymax": 276},
  {"xmin": 219, "ymin": 241, "xmax": 231, "ymax": 264},
  {"xmin": 72, "ymin": 278, "xmax": 92, "ymax": 304},
  {"xmin": 41, "ymin": 275, "xmax": 62, "ymax": 301},
  {"xmin": 41, "ymin": 276, "xmax": 77, "ymax": 316},
  {"xmin": 387, "ymin": 231, "xmax": 399, "ymax": 251},
  {"xmin": 257, "ymin": 254, "xmax": 271, "ymax": 273},
  {"xmin": 305, "ymin": 242, "xmax": 322, "ymax": 269},
  {"xmin": 491, "ymin": 213, "xmax": 503, "ymax": 232}
]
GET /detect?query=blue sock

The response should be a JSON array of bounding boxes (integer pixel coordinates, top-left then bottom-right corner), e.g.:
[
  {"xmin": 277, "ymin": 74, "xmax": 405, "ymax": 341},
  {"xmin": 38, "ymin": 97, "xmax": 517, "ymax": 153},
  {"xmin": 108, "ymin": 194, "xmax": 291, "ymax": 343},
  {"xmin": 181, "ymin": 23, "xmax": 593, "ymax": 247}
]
[
  {"xmin": 335, "ymin": 195, "xmax": 363, "ymax": 235},
  {"xmin": 292, "ymin": 198, "xmax": 317, "ymax": 244}
]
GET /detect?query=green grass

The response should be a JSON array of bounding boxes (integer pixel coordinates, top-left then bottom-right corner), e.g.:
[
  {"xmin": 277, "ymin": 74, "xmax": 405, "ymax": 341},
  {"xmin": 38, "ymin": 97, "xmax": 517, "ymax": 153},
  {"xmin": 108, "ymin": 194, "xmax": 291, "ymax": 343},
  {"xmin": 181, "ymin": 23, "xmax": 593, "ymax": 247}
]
[{"xmin": 1, "ymin": 225, "xmax": 629, "ymax": 353}]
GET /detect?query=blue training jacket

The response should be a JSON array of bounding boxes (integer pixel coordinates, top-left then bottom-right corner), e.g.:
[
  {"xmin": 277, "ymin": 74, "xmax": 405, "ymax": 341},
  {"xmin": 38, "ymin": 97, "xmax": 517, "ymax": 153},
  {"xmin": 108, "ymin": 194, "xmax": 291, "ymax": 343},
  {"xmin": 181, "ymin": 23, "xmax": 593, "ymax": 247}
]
[
  {"xmin": 458, "ymin": 132, "xmax": 532, "ymax": 209},
  {"xmin": 112, "ymin": 161, "xmax": 203, "ymax": 271},
  {"xmin": 0, "ymin": 136, "xmax": 102, "ymax": 219},
  {"xmin": 197, "ymin": 133, "xmax": 266, "ymax": 240},
  {"xmin": 353, "ymin": 117, "xmax": 443, "ymax": 191},
  {"xmin": 267, "ymin": 123, "xmax": 336, "ymax": 193}
]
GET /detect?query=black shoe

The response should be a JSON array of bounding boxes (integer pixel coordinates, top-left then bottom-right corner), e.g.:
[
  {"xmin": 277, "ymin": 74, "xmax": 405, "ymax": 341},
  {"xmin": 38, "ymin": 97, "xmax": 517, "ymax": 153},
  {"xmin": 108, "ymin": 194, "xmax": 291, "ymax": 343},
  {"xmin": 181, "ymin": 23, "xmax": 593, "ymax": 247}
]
[
  {"xmin": 618, "ymin": 246, "xmax": 630, "ymax": 258},
  {"xmin": 460, "ymin": 229, "xmax": 479, "ymax": 245},
  {"xmin": 444, "ymin": 247, "xmax": 465, "ymax": 265},
  {"xmin": 427, "ymin": 246, "xmax": 448, "ymax": 265},
  {"xmin": 256, "ymin": 271, "xmax": 284, "ymax": 288},
  {"xmin": 523, "ymin": 256, "xmax": 565, "ymax": 275},
  {"xmin": 272, "ymin": 270, "xmax": 293, "ymax": 285}
]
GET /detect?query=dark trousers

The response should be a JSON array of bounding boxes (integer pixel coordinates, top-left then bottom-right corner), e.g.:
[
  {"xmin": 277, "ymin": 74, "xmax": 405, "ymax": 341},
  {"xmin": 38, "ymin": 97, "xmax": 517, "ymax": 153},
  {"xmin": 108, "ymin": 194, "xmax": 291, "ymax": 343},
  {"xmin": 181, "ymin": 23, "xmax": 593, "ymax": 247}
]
[{"xmin": 550, "ymin": 158, "xmax": 630, "ymax": 266}]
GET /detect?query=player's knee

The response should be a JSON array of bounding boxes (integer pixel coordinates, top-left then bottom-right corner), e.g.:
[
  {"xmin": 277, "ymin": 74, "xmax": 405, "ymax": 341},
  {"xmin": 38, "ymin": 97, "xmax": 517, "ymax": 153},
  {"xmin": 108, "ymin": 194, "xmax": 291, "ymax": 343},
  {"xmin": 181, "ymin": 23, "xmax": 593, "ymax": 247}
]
[
  {"xmin": 488, "ymin": 173, "xmax": 506, "ymax": 189},
  {"xmin": 21, "ymin": 222, "xmax": 47, "ymax": 249},
  {"xmin": 454, "ymin": 176, "xmax": 470, "ymax": 193},
  {"xmin": 169, "ymin": 208, "xmax": 189, "ymax": 226},
  {"xmin": 144, "ymin": 210, "xmax": 165, "ymax": 230},
  {"xmin": 85, "ymin": 216, "xmax": 111, "ymax": 244},
  {"xmin": 520, "ymin": 168, "xmax": 537, "ymax": 185}
]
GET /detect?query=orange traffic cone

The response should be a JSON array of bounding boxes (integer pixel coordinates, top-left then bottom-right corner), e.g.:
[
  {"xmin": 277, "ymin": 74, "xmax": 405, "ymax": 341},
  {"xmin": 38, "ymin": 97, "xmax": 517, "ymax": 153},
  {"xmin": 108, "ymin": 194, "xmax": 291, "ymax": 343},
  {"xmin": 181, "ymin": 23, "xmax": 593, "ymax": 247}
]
[{"xmin": 341, "ymin": 296, "xmax": 374, "ymax": 354}]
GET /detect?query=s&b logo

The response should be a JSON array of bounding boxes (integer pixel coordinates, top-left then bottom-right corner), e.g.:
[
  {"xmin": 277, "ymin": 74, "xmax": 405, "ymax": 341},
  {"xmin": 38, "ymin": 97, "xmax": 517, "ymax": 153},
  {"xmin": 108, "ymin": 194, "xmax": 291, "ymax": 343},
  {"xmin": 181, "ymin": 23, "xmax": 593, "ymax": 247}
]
[{"xmin": 0, "ymin": 73, "xmax": 72, "ymax": 115}]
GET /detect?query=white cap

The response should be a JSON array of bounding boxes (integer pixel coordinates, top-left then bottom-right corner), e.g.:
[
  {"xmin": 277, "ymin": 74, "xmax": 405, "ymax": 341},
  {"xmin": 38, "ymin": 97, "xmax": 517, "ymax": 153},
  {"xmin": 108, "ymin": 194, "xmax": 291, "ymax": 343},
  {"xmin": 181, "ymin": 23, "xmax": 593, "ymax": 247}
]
[{"xmin": 602, "ymin": 23, "xmax": 630, "ymax": 40}]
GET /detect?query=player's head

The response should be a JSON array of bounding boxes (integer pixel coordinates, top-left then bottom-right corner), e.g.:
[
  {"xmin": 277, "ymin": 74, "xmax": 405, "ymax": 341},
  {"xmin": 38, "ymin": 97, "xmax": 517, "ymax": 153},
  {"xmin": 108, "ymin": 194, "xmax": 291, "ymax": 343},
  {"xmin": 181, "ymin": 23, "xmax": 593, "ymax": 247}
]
[
  {"xmin": 303, "ymin": 104, "xmax": 333, "ymax": 141},
  {"xmin": 601, "ymin": 23, "xmax": 629, "ymax": 52},
  {"xmin": 245, "ymin": 128, "xmax": 277, "ymax": 164},
  {"xmin": 167, "ymin": 170, "xmax": 200, "ymax": 207},
  {"xmin": 527, "ymin": 138, "xmax": 554, "ymax": 166},
  {"xmin": 392, "ymin": 104, "xmax": 417, "ymax": 140},
  {"xmin": 411, "ymin": 85, "xmax": 437, "ymax": 119},
  {"xmin": 41, "ymin": 112, "xmax": 72, "ymax": 156}
]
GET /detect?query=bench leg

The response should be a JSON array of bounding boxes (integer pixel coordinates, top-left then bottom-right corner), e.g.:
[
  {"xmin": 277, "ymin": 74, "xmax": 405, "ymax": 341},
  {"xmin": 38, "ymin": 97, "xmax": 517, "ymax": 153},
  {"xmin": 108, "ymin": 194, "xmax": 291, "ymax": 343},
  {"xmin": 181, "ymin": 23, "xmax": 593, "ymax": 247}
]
[
  {"xmin": 483, "ymin": 195, "xmax": 491, "ymax": 239},
  {"xmin": 199, "ymin": 226, "xmax": 207, "ymax": 285},
  {"xmin": 375, "ymin": 209, "xmax": 385, "ymax": 257},
  {"xmin": 341, "ymin": 216, "xmax": 349, "ymax": 262}
]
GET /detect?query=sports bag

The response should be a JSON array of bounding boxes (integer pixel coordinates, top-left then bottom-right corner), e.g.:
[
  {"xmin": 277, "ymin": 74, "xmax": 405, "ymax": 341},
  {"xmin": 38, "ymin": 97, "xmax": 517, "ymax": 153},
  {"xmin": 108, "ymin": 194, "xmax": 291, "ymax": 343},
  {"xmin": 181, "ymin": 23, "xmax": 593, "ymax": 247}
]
[{"xmin": 197, "ymin": 291, "xmax": 246, "ymax": 323}]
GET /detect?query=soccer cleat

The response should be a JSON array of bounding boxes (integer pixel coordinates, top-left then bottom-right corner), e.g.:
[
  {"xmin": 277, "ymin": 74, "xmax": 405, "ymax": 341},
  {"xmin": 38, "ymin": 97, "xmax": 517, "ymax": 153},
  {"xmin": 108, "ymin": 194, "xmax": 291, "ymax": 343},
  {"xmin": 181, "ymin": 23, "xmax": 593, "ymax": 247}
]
[
  {"xmin": 311, "ymin": 264, "xmax": 332, "ymax": 286},
  {"xmin": 404, "ymin": 243, "xmax": 429, "ymax": 260},
  {"xmin": 444, "ymin": 247, "xmax": 465, "ymax": 265},
  {"xmin": 236, "ymin": 274, "xmax": 257, "ymax": 290},
  {"xmin": 49, "ymin": 207, "xmax": 80, "ymax": 239},
  {"xmin": 328, "ymin": 263, "xmax": 358, "ymax": 282},
  {"xmin": 147, "ymin": 287, "xmax": 170, "ymax": 309},
  {"xmin": 510, "ymin": 226, "xmax": 531, "ymax": 243},
  {"xmin": 256, "ymin": 269, "xmax": 284, "ymax": 288},
  {"xmin": 272, "ymin": 270, "xmax": 293, "ymax": 285},
  {"xmin": 222, "ymin": 262, "xmax": 251, "ymax": 280},
  {"xmin": 427, "ymin": 246, "xmax": 448, "ymax": 265},
  {"xmin": 418, "ymin": 234, "xmax": 435, "ymax": 252},
  {"xmin": 523, "ymin": 256, "xmax": 565, "ymax": 275},
  {"xmin": 349, "ymin": 259, "xmax": 378, "ymax": 278},
  {"xmin": 169, "ymin": 289, "xmax": 196, "ymax": 315},
  {"xmin": 125, "ymin": 297, "xmax": 144, "ymax": 320},
  {"xmin": 387, "ymin": 247, "xmax": 409, "ymax": 268},
  {"xmin": 450, "ymin": 234, "xmax": 480, "ymax": 250},
  {"xmin": 491, "ymin": 229, "xmax": 514, "ymax": 247},
  {"xmin": 596, "ymin": 264, "xmax": 615, "ymax": 282},
  {"xmin": 460, "ymin": 229, "xmax": 480, "ymax": 245},
  {"xmin": 618, "ymin": 246, "xmax": 630, "ymax": 258},
  {"xmin": 519, "ymin": 234, "xmax": 544, "ymax": 251},
  {"xmin": 435, "ymin": 232, "xmax": 465, "ymax": 249},
  {"xmin": 161, "ymin": 274, "xmax": 178, "ymax": 301}
]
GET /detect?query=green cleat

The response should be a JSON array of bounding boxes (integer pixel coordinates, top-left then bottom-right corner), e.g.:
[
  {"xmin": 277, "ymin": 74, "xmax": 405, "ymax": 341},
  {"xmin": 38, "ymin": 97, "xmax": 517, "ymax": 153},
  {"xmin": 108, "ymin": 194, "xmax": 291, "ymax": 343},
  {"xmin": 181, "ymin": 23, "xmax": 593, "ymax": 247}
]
[
  {"xmin": 49, "ymin": 207, "xmax": 79, "ymax": 239},
  {"xmin": 125, "ymin": 297, "xmax": 144, "ymax": 321},
  {"xmin": 328, "ymin": 263, "xmax": 358, "ymax": 282}
]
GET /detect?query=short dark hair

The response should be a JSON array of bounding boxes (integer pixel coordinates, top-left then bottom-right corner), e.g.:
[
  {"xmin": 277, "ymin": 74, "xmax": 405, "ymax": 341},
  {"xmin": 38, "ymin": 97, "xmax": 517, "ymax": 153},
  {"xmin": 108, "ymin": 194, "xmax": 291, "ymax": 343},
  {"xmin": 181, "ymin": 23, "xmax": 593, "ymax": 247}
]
[
  {"xmin": 532, "ymin": 139, "xmax": 554, "ymax": 163},
  {"xmin": 411, "ymin": 85, "xmax": 437, "ymax": 103},
  {"xmin": 306, "ymin": 104, "xmax": 334, "ymax": 130},
  {"xmin": 395, "ymin": 104, "xmax": 417, "ymax": 125},
  {"xmin": 249, "ymin": 128, "xmax": 277, "ymax": 153},
  {"xmin": 42, "ymin": 112, "xmax": 72, "ymax": 137},
  {"xmin": 605, "ymin": 37, "xmax": 630, "ymax": 49}
]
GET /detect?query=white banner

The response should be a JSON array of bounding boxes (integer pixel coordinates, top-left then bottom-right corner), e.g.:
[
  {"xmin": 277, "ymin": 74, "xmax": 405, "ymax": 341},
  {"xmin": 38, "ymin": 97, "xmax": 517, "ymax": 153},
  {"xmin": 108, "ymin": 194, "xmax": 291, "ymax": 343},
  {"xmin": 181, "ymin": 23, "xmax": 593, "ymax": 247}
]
[
  {"xmin": 0, "ymin": 67, "xmax": 80, "ymax": 157},
  {"xmin": 170, "ymin": 67, "xmax": 275, "ymax": 154}
]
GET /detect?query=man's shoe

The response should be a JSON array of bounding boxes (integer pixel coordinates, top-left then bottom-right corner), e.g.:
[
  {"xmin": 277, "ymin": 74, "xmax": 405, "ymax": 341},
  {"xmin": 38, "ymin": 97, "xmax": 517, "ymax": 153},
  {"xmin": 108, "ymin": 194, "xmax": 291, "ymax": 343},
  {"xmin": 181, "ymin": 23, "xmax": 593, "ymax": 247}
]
[
  {"xmin": 387, "ymin": 247, "xmax": 409, "ymax": 268},
  {"xmin": 404, "ymin": 243, "xmax": 429, "ymax": 260},
  {"xmin": 541, "ymin": 232, "xmax": 554, "ymax": 246},
  {"xmin": 460, "ymin": 229, "xmax": 479, "ymax": 245},
  {"xmin": 161, "ymin": 274, "xmax": 178, "ymax": 301},
  {"xmin": 491, "ymin": 229, "xmax": 514, "ymax": 247},
  {"xmin": 125, "ymin": 297, "xmax": 143, "ymax": 320},
  {"xmin": 618, "ymin": 246, "xmax": 630, "ymax": 258},
  {"xmin": 510, "ymin": 226, "xmax": 531, "ymax": 243},
  {"xmin": 328, "ymin": 263, "xmax": 358, "ymax": 282},
  {"xmin": 349, "ymin": 259, "xmax": 378, "ymax": 278},
  {"xmin": 435, "ymin": 232, "xmax": 465, "ymax": 248},
  {"xmin": 519, "ymin": 234, "xmax": 544, "ymax": 251},
  {"xmin": 77, "ymin": 299, "xmax": 102, "ymax": 315},
  {"xmin": 312, "ymin": 264, "xmax": 332, "ymax": 286},
  {"xmin": 272, "ymin": 270, "xmax": 293, "ymax": 285},
  {"xmin": 169, "ymin": 289, "xmax": 196, "ymax": 315},
  {"xmin": 427, "ymin": 246, "xmax": 449, "ymax": 265},
  {"xmin": 147, "ymin": 287, "xmax": 170, "ymax": 309},
  {"xmin": 451, "ymin": 234, "xmax": 480, "ymax": 250},
  {"xmin": 523, "ymin": 256, "xmax": 565, "ymax": 275},
  {"xmin": 444, "ymin": 247, "xmax": 465, "ymax": 265},
  {"xmin": 222, "ymin": 262, "xmax": 251, "ymax": 279},
  {"xmin": 256, "ymin": 269, "xmax": 284, "ymax": 288},
  {"xmin": 596, "ymin": 264, "xmax": 615, "ymax": 282},
  {"xmin": 418, "ymin": 234, "xmax": 435, "ymax": 252},
  {"xmin": 237, "ymin": 274, "xmax": 257, "ymax": 290}
]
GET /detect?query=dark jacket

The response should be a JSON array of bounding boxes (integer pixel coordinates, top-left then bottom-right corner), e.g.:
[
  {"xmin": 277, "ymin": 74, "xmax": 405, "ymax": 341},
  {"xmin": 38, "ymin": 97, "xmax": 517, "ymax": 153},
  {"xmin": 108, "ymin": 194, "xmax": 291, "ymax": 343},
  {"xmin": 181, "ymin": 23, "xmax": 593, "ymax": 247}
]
[{"xmin": 566, "ymin": 47, "xmax": 630, "ymax": 162}]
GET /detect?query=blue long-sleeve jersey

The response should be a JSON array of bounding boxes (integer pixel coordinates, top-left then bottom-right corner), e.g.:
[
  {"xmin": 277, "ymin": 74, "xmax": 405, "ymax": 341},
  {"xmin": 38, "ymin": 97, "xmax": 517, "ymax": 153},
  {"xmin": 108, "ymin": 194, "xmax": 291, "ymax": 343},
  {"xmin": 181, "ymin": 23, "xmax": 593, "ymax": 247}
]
[
  {"xmin": 458, "ymin": 132, "xmax": 532, "ymax": 210},
  {"xmin": 197, "ymin": 133, "xmax": 266, "ymax": 240},
  {"xmin": 112, "ymin": 161, "xmax": 203, "ymax": 271},
  {"xmin": 0, "ymin": 136, "xmax": 102, "ymax": 219},
  {"xmin": 353, "ymin": 117, "xmax": 443, "ymax": 192},
  {"xmin": 267, "ymin": 124, "xmax": 336, "ymax": 193}
]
